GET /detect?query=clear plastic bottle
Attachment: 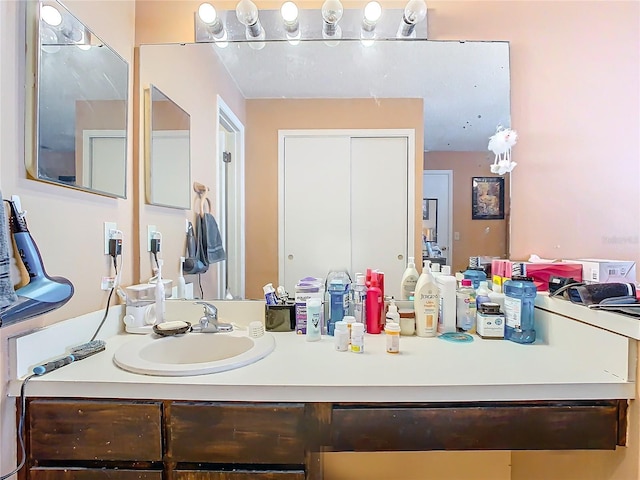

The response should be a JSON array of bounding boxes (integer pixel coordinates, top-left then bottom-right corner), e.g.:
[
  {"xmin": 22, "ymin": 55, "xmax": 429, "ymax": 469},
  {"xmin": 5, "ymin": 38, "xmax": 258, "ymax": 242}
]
[
  {"xmin": 351, "ymin": 274, "xmax": 367, "ymax": 327},
  {"xmin": 456, "ymin": 279, "xmax": 476, "ymax": 333},
  {"xmin": 476, "ymin": 280, "xmax": 491, "ymax": 309},
  {"xmin": 503, "ymin": 276, "xmax": 537, "ymax": 344},
  {"xmin": 351, "ymin": 322, "xmax": 365, "ymax": 353},
  {"xmin": 400, "ymin": 257, "xmax": 419, "ymax": 300}
]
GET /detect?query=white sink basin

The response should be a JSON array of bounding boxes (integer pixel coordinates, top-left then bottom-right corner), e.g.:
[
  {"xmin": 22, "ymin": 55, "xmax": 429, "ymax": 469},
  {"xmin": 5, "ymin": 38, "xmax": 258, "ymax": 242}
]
[{"xmin": 113, "ymin": 330, "xmax": 275, "ymax": 376}]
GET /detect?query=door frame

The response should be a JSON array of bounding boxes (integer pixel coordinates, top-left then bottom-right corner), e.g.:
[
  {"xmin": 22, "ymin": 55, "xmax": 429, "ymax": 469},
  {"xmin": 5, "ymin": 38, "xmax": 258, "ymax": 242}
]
[
  {"xmin": 216, "ymin": 95, "xmax": 245, "ymax": 299},
  {"xmin": 423, "ymin": 170, "xmax": 453, "ymax": 266},
  {"xmin": 277, "ymin": 129, "xmax": 416, "ymax": 288}
]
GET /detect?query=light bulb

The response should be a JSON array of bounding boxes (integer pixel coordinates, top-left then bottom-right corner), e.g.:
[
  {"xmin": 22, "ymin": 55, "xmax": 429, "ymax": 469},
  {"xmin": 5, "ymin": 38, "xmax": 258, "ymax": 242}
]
[
  {"xmin": 40, "ymin": 26, "xmax": 60, "ymax": 54},
  {"xmin": 76, "ymin": 44, "xmax": 91, "ymax": 51},
  {"xmin": 236, "ymin": 0, "xmax": 259, "ymax": 26},
  {"xmin": 403, "ymin": 0, "xmax": 427, "ymax": 25},
  {"xmin": 198, "ymin": 3, "xmax": 218, "ymax": 24},
  {"xmin": 41, "ymin": 4, "xmax": 62, "ymax": 27},
  {"xmin": 321, "ymin": 0, "xmax": 343, "ymax": 25},
  {"xmin": 280, "ymin": 1, "xmax": 298, "ymax": 24},
  {"xmin": 364, "ymin": 1, "xmax": 382, "ymax": 25}
]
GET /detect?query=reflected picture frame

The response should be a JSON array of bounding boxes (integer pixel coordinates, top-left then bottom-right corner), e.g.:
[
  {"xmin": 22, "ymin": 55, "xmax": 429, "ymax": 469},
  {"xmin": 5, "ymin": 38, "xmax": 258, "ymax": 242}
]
[{"xmin": 472, "ymin": 177, "xmax": 505, "ymax": 220}]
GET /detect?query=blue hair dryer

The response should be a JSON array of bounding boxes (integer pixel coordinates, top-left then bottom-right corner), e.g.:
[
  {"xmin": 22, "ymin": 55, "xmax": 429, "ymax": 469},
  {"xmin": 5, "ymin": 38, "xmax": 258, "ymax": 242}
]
[{"xmin": 0, "ymin": 200, "xmax": 74, "ymax": 327}]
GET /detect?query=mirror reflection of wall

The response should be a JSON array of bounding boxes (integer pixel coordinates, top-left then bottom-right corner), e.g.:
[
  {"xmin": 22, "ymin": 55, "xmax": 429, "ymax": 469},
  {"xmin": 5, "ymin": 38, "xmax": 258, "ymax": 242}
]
[
  {"xmin": 139, "ymin": 38, "xmax": 510, "ymax": 298},
  {"xmin": 145, "ymin": 84, "xmax": 191, "ymax": 209},
  {"xmin": 26, "ymin": 0, "xmax": 129, "ymax": 198}
]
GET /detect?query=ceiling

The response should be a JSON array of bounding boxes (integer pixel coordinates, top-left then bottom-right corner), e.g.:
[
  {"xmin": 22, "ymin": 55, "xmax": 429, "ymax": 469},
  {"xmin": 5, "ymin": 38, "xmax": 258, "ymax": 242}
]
[{"xmin": 212, "ymin": 39, "xmax": 511, "ymax": 151}]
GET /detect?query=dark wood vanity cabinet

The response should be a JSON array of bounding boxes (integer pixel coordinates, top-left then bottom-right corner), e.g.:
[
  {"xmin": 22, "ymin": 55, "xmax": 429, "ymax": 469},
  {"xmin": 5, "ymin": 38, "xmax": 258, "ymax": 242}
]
[{"xmin": 21, "ymin": 398, "xmax": 628, "ymax": 480}]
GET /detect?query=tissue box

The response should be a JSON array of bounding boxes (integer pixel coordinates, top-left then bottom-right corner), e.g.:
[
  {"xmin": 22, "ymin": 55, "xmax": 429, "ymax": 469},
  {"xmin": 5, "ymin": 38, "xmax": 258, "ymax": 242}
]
[
  {"xmin": 565, "ymin": 259, "xmax": 636, "ymax": 284},
  {"xmin": 521, "ymin": 262, "xmax": 583, "ymax": 292}
]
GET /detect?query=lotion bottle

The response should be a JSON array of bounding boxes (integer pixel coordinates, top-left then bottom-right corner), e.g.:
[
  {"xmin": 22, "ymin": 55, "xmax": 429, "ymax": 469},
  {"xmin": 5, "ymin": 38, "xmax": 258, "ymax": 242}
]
[
  {"xmin": 413, "ymin": 261, "xmax": 440, "ymax": 337},
  {"xmin": 154, "ymin": 259, "xmax": 165, "ymax": 324},
  {"xmin": 435, "ymin": 265, "xmax": 457, "ymax": 334},
  {"xmin": 400, "ymin": 257, "xmax": 419, "ymax": 300}
]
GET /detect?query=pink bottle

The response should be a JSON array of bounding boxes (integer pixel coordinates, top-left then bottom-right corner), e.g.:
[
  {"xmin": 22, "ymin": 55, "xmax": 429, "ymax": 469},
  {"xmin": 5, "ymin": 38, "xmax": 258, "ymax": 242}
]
[{"xmin": 366, "ymin": 273, "xmax": 383, "ymax": 334}]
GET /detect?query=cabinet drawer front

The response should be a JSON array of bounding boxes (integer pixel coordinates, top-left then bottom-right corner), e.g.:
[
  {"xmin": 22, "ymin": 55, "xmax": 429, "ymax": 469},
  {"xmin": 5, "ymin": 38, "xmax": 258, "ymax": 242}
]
[
  {"xmin": 28, "ymin": 400, "xmax": 162, "ymax": 461},
  {"xmin": 29, "ymin": 468, "xmax": 162, "ymax": 479},
  {"xmin": 175, "ymin": 471, "xmax": 305, "ymax": 480},
  {"xmin": 332, "ymin": 402, "xmax": 623, "ymax": 451},
  {"xmin": 169, "ymin": 403, "xmax": 306, "ymax": 464}
]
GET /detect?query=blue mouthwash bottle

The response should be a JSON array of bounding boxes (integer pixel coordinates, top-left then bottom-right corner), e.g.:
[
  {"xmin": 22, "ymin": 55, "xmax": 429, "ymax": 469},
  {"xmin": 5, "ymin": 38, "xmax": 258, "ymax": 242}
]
[
  {"xmin": 327, "ymin": 274, "xmax": 350, "ymax": 336},
  {"xmin": 503, "ymin": 276, "xmax": 537, "ymax": 344}
]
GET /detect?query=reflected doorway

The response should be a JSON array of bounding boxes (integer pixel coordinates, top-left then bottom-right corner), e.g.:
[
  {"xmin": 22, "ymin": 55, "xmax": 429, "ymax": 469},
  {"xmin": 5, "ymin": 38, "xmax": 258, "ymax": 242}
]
[
  {"xmin": 423, "ymin": 170, "xmax": 452, "ymax": 268},
  {"xmin": 217, "ymin": 97, "xmax": 245, "ymax": 299}
]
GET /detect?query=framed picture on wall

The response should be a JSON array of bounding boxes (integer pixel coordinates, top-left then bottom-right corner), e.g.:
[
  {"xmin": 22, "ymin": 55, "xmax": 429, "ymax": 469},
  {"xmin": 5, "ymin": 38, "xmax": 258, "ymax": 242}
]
[{"xmin": 472, "ymin": 177, "xmax": 505, "ymax": 220}]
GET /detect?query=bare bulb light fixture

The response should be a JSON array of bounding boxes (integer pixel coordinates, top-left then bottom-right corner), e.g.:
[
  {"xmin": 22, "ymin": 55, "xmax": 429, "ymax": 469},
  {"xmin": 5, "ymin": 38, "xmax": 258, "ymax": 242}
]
[
  {"xmin": 398, "ymin": 0, "xmax": 427, "ymax": 37},
  {"xmin": 198, "ymin": 2, "xmax": 227, "ymax": 42},
  {"xmin": 236, "ymin": 0, "xmax": 265, "ymax": 42},
  {"xmin": 41, "ymin": 4, "xmax": 62, "ymax": 26},
  {"xmin": 321, "ymin": 0, "xmax": 343, "ymax": 39},
  {"xmin": 280, "ymin": 1, "xmax": 301, "ymax": 44}
]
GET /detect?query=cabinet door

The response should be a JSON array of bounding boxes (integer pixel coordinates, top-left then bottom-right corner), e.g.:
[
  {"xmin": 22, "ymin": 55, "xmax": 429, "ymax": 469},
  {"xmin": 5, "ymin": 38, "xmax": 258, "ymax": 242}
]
[
  {"xmin": 281, "ymin": 136, "xmax": 351, "ymax": 292},
  {"xmin": 29, "ymin": 469, "xmax": 162, "ymax": 480},
  {"xmin": 175, "ymin": 471, "xmax": 305, "ymax": 480},
  {"xmin": 351, "ymin": 136, "xmax": 408, "ymax": 298}
]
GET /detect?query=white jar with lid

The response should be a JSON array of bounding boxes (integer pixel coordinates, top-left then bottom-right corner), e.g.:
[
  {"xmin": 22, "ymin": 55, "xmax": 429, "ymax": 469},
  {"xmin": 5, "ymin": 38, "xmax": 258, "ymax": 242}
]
[
  {"xmin": 385, "ymin": 322, "xmax": 401, "ymax": 353},
  {"xmin": 334, "ymin": 321, "xmax": 349, "ymax": 351},
  {"xmin": 351, "ymin": 322, "xmax": 365, "ymax": 353},
  {"xmin": 398, "ymin": 308, "xmax": 415, "ymax": 336}
]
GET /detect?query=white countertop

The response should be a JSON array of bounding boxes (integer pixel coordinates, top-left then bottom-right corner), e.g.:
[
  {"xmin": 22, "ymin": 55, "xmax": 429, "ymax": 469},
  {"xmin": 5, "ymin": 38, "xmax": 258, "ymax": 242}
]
[{"xmin": 9, "ymin": 325, "xmax": 634, "ymax": 403}]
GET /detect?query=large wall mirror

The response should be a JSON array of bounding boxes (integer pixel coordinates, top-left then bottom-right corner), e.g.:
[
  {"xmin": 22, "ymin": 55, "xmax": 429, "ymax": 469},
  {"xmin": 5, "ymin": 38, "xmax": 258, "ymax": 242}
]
[
  {"xmin": 139, "ymin": 38, "xmax": 510, "ymax": 296},
  {"xmin": 145, "ymin": 84, "xmax": 191, "ymax": 209},
  {"xmin": 25, "ymin": 0, "xmax": 129, "ymax": 198}
]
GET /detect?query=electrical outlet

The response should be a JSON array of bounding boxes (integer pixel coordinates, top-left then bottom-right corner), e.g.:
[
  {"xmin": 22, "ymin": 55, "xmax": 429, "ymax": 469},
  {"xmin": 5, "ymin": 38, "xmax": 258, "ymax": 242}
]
[
  {"xmin": 104, "ymin": 222, "xmax": 117, "ymax": 254},
  {"xmin": 147, "ymin": 225, "xmax": 156, "ymax": 252}
]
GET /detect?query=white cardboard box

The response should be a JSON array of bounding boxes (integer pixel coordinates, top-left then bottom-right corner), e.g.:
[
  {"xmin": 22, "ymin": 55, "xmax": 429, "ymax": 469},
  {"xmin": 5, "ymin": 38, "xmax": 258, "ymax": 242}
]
[{"xmin": 565, "ymin": 259, "xmax": 636, "ymax": 284}]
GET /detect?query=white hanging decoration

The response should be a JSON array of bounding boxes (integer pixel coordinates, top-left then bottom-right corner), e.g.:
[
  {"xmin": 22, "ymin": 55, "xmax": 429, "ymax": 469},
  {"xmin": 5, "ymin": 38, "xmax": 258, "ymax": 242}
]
[{"xmin": 488, "ymin": 125, "xmax": 518, "ymax": 175}]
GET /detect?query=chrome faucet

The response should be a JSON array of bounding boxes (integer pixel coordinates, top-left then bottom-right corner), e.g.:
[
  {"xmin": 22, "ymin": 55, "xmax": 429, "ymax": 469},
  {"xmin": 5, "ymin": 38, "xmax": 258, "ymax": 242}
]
[{"xmin": 191, "ymin": 302, "xmax": 233, "ymax": 333}]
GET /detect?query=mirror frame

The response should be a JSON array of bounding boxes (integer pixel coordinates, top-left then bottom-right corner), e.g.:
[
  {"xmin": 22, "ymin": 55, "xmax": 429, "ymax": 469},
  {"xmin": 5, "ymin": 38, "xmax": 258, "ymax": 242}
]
[
  {"xmin": 24, "ymin": 0, "xmax": 129, "ymax": 198},
  {"xmin": 144, "ymin": 84, "xmax": 191, "ymax": 209}
]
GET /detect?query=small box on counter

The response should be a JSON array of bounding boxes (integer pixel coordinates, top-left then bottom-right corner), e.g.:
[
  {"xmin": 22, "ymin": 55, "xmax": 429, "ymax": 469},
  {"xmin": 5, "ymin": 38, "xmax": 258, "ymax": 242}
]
[
  {"xmin": 523, "ymin": 262, "xmax": 583, "ymax": 292},
  {"xmin": 564, "ymin": 259, "xmax": 636, "ymax": 285},
  {"xmin": 265, "ymin": 302, "xmax": 296, "ymax": 332}
]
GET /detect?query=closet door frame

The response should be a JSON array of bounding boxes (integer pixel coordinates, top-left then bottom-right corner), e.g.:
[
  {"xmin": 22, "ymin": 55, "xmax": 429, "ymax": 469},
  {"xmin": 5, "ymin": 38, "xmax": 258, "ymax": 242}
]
[{"xmin": 277, "ymin": 129, "xmax": 416, "ymax": 289}]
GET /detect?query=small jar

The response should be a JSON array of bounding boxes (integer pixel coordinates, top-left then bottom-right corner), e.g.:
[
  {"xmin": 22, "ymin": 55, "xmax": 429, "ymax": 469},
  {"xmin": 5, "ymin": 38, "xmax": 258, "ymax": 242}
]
[
  {"xmin": 334, "ymin": 321, "xmax": 349, "ymax": 352},
  {"xmin": 385, "ymin": 322, "xmax": 401, "ymax": 354},
  {"xmin": 351, "ymin": 322, "xmax": 365, "ymax": 353},
  {"xmin": 398, "ymin": 308, "xmax": 415, "ymax": 336}
]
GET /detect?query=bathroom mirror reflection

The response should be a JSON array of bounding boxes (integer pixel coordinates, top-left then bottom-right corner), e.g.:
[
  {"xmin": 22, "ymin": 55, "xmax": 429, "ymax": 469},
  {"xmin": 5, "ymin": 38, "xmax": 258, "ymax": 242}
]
[
  {"xmin": 145, "ymin": 85, "xmax": 191, "ymax": 209},
  {"xmin": 139, "ymin": 38, "xmax": 511, "ymax": 296},
  {"xmin": 25, "ymin": 0, "xmax": 129, "ymax": 198}
]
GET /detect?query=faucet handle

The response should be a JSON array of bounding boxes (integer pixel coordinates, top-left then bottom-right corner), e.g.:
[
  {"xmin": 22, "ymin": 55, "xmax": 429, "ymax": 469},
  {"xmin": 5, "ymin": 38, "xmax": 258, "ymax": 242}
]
[{"xmin": 194, "ymin": 301, "xmax": 218, "ymax": 319}]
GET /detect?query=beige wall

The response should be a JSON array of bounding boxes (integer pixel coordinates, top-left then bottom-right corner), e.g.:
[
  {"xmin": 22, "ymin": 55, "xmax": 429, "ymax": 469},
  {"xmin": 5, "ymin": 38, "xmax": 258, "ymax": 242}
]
[
  {"xmin": 425, "ymin": 151, "xmax": 510, "ymax": 273},
  {"xmin": 0, "ymin": 0, "xmax": 638, "ymax": 479},
  {"xmin": 245, "ymin": 98, "xmax": 424, "ymax": 299},
  {"xmin": 0, "ymin": 0, "xmax": 136, "ymax": 476}
]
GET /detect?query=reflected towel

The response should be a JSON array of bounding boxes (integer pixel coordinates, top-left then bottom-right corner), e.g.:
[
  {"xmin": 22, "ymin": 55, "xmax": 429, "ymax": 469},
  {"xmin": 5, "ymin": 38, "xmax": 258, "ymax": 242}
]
[
  {"xmin": 0, "ymin": 198, "xmax": 18, "ymax": 309},
  {"xmin": 201, "ymin": 212, "xmax": 226, "ymax": 265}
]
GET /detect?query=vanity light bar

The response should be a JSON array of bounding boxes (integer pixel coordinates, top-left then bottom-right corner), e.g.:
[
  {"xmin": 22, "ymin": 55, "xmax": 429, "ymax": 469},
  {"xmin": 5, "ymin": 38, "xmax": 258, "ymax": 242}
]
[{"xmin": 194, "ymin": 1, "xmax": 427, "ymax": 44}]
